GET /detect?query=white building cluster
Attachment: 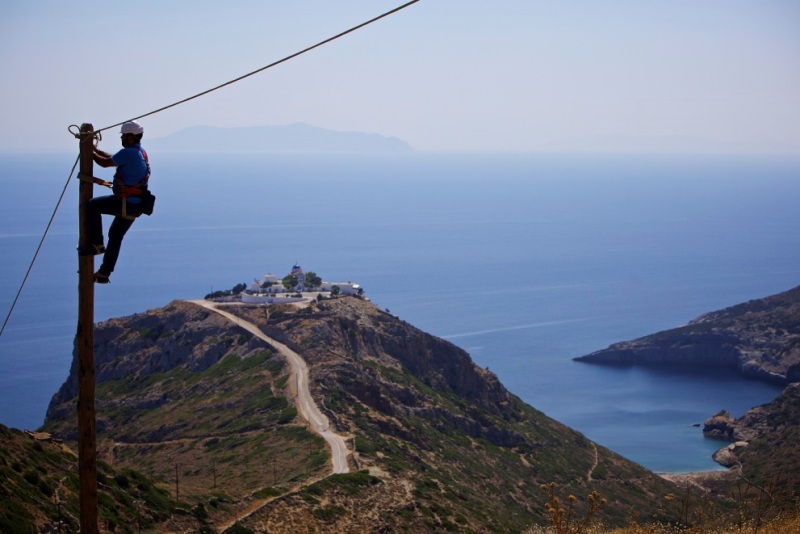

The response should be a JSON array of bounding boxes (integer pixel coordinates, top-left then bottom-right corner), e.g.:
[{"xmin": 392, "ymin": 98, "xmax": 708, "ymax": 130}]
[{"xmin": 240, "ymin": 263, "xmax": 362, "ymax": 305}]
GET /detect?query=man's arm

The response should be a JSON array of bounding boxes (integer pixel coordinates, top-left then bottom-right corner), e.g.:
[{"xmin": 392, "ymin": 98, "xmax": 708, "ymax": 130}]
[{"xmin": 93, "ymin": 148, "xmax": 116, "ymax": 168}]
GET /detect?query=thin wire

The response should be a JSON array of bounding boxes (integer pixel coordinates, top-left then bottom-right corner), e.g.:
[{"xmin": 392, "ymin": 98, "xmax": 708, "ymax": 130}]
[
  {"xmin": 95, "ymin": 0, "xmax": 421, "ymax": 134},
  {"xmin": 0, "ymin": 155, "xmax": 80, "ymax": 337}
]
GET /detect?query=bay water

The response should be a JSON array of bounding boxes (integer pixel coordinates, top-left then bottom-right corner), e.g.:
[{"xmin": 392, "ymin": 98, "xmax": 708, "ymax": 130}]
[{"xmin": 0, "ymin": 151, "xmax": 796, "ymax": 472}]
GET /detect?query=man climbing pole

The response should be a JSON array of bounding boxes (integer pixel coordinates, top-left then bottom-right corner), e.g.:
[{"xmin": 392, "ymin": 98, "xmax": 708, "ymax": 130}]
[{"xmin": 80, "ymin": 121, "xmax": 153, "ymax": 284}]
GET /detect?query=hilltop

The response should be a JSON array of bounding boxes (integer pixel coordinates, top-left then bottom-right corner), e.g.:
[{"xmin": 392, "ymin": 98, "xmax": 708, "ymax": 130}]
[
  {"xmin": 42, "ymin": 297, "xmax": 682, "ymax": 532},
  {"xmin": 574, "ymin": 285, "xmax": 800, "ymax": 385}
]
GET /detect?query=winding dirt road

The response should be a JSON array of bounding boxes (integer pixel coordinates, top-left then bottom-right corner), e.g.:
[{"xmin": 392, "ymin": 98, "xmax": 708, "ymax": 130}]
[{"xmin": 189, "ymin": 300, "xmax": 349, "ymax": 474}]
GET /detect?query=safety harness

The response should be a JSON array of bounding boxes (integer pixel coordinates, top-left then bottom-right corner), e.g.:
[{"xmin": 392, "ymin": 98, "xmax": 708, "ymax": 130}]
[
  {"xmin": 77, "ymin": 147, "xmax": 153, "ymax": 220},
  {"xmin": 113, "ymin": 147, "xmax": 150, "ymax": 198}
]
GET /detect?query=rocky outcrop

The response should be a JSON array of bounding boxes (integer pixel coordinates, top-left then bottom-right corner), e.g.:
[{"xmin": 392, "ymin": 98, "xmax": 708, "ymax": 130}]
[
  {"xmin": 703, "ymin": 410, "xmax": 738, "ymax": 440},
  {"xmin": 45, "ymin": 300, "xmax": 266, "ymax": 428},
  {"xmin": 711, "ymin": 441, "xmax": 749, "ymax": 468},
  {"xmin": 703, "ymin": 383, "xmax": 800, "ymax": 476},
  {"xmin": 574, "ymin": 285, "xmax": 800, "ymax": 385},
  {"xmin": 703, "ymin": 409, "xmax": 762, "ymax": 442}
]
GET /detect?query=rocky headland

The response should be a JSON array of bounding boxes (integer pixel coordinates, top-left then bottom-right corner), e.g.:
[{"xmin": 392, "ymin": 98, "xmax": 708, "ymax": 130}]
[
  {"xmin": 41, "ymin": 297, "xmax": 683, "ymax": 532},
  {"xmin": 574, "ymin": 285, "xmax": 800, "ymax": 385}
]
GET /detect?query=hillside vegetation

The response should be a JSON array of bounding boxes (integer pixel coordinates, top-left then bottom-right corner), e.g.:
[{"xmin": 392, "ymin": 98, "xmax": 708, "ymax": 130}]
[
  {"xmin": 0, "ymin": 425, "xmax": 174, "ymax": 533},
  {"xmin": 15, "ymin": 293, "xmax": 797, "ymax": 532},
  {"xmin": 41, "ymin": 298, "xmax": 683, "ymax": 531}
]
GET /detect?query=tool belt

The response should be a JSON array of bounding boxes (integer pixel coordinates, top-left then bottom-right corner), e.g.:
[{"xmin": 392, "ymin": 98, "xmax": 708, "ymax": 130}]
[{"xmin": 121, "ymin": 191, "xmax": 155, "ymax": 220}]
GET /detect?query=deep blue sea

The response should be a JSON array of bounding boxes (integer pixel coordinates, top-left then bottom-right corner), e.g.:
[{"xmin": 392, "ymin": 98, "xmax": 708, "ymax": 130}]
[{"xmin": 1, "ymin": 151, "xmax": 797, "ymax": 473}]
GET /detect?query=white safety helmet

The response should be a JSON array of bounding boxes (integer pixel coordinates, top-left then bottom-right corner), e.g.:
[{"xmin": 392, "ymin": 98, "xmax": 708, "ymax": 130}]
[{"xmin": 120, "ymin": 121, "xmax": 144, "ymax": 136}]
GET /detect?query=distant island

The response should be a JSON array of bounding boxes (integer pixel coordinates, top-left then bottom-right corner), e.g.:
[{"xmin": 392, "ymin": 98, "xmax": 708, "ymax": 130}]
[{"xmin": 146, "ymin": 123, "xmax": 413, "ymax": 153}]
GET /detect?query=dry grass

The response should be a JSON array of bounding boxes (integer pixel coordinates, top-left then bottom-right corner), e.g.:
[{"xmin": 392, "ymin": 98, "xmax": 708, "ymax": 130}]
[
  {"xmin": 606, "ymin": 512, "xmax": 800, "ymax": 533},
  {"xmin": 527, "ymin": 481, "xmax": 800, "ymax": 534},
  {"xmin": 528, "ymin": 513, "xmax": 800, "ymax": 534}
]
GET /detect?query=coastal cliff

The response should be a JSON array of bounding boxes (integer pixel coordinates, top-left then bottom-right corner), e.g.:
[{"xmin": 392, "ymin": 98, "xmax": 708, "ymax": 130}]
[
  {"xmin": 574, "ymin": 285, "xmax": 800, "ymax": 385},
  {"xmin": 42, "ymin": 297, "xmax": 681, "ymax": 532}
]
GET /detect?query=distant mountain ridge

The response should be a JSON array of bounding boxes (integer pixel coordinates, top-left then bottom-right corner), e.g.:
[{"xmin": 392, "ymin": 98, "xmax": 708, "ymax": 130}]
[{"xmin": 146, "ymin": 123, "xmax": 413, "ymax": 153}]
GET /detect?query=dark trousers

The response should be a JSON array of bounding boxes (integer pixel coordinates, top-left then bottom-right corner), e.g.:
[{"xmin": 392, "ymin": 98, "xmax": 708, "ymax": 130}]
[{"xmin": 87, "ymin": 195, "xmax": 140, "ymax": 275}]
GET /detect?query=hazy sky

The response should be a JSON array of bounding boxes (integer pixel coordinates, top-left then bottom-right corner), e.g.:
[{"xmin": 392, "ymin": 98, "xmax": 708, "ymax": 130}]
[{"xmin": 1, "ymin": 0, "xmax": 798, "ymax": 153}]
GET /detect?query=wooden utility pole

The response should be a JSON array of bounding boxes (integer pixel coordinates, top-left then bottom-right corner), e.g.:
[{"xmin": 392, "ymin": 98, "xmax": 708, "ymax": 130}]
[{"xmin": 77, "ymin": 122, "xmax": 99, "ymax": 533}]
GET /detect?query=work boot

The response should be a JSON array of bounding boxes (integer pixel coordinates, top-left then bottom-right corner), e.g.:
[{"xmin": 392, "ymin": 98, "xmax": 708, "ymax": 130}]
[{"xmin": 94, "ymin": 270, "xmax": 110, "ymax": 284}]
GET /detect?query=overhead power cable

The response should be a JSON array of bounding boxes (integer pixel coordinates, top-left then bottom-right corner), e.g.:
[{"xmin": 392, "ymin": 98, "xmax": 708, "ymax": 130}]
[{"xmin": 95, "ymin": 0, "xmax": 421, "ymax": 134}]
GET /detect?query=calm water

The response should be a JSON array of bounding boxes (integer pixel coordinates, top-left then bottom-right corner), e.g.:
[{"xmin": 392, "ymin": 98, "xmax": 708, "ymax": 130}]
[{"xmin": 0, "ymin": 151, "xmax": 796, "ymax": 472}]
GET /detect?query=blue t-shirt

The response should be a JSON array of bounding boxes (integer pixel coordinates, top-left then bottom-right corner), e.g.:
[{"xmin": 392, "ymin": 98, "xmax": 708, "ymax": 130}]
[{"xmin": 111, "ymin": 144, "xmax": 149, "ymax": 203}]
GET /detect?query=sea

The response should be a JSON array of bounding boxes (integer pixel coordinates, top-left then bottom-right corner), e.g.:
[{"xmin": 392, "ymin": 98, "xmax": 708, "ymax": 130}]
[{"xmin": 1, "ymin": 150, "xmax": 797, "ymax": 473}]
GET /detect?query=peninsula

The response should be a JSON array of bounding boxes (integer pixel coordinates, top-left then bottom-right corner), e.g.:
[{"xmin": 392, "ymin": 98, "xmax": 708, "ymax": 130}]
[
  {"xmin": 42, "ymin": 294, "xmax": 678, "ymax": 531},
  {"xmin": 574, "ymin": 285, "xmax": 800, "ymax": 385}
]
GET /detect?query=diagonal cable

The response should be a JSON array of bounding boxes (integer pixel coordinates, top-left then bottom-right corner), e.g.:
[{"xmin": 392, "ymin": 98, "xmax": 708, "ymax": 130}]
[
  {"xmin": 95, "ymin": 0, "xmax": 420, "ymax": 134},
  {"xmin": 0, "ymin": 155, "xmax": 80, "ymax": 336}
]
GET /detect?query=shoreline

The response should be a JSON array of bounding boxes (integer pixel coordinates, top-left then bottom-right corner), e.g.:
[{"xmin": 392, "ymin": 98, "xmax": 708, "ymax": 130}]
[{"xmin": 659, "ymin": 467, "xmax": 739, "ymax": 491}]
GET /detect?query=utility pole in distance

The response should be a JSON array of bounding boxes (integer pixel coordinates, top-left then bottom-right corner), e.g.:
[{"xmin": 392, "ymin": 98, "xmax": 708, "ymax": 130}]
[{"xmin": 77, "ymin": 123, "xmax": 98, "ymax": 534}]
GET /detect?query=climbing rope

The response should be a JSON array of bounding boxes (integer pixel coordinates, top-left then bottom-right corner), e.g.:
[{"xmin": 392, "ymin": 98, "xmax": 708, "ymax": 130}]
[
  {"xmin": 1, "ymin": 1, "xmax": 421, "ymax": 336},
  {"xmin": 0, "ymin": 154, "xmax": 80, "ymax": 337}
]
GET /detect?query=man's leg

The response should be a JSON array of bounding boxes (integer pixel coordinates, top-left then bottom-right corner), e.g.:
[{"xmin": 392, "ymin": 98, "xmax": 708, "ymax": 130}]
[
  {"xmin": 97, "ymin": 215, "xmax": 135, "ymax": 279},
  {"xmin": 85, "ymin": 195, "xmax": 120, "ymax": 252}
]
